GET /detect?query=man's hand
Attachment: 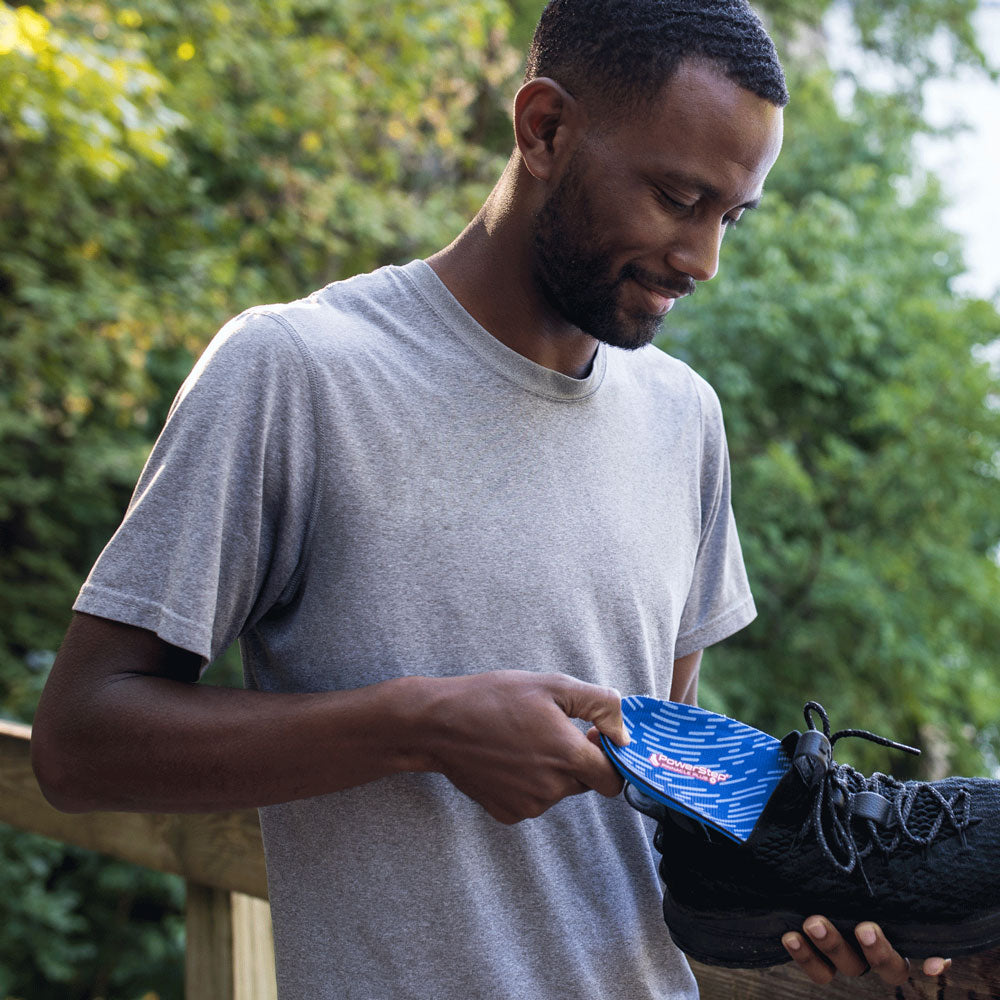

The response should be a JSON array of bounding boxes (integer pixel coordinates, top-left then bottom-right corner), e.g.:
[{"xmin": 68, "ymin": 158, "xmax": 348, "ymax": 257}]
[
  {"xmin": 420, "ymin": 670, "xmax": 628, "ymax": 824},
  {"xmin": 782, "ymin": 917, "xmax": 951, "ymax": 985}
]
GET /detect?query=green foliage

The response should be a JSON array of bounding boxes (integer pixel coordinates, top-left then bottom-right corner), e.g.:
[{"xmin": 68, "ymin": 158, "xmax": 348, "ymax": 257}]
[
  {"xmin": 0, "ymin": 826, "xmax": 183, "ymax": 1000},
  {"xmin": 1, "ymin": 3, "xmax": 181, "ymax": 720},
  {"xmin": 847, "ymin": 0, "xmax": 988, "ymax": 81},
  {"xmin": 757, "ymin": 0, "xmax": 992, "ymax": 86}
]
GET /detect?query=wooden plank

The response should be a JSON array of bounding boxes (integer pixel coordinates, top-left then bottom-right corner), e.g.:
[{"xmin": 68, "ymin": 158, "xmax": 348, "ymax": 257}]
[
  {"xmin": 232, "ymin": 892, "xmax": 278, "ymax": 1000},
  {"xmin": 692, "ymin": 948, "xmax": 1000, "ymax": 999},
  {"xmin": 186, "ymin": 883, "xmax": 234, "ymax": 1000},
  {"xmin": 0, "ymin": 721, "xmax": 268, "ymax": 899}
]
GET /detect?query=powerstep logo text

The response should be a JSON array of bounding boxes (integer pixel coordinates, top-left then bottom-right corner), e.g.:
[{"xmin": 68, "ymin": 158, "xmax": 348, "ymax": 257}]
[{"xmin": 648, "ymin": 752, "xmax": 732, "ymax": 785}]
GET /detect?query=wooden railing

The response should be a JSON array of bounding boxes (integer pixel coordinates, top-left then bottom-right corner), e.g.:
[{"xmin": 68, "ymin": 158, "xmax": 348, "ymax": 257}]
[
  {"xmin": 0, "ymin": 720, "xmax": 274, "ymax": 1000},
  {"xmin": 2, "ymin": 719, "xmax": 999, "ymax": 999}
]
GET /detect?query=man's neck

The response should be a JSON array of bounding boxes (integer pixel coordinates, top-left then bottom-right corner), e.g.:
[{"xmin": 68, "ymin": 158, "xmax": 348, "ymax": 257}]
[{"xmin": 425, "ymin": 171, "xmax": 599, "ymax": 380}]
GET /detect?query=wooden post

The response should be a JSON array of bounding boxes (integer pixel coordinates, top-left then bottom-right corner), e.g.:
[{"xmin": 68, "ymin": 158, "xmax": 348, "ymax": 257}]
[
  {"xmin": 186, "ymin": 883, "xmax": 234, "ymax": 1000},
  {"xmin": 232, "ymin": 891, "xmax": 278, "ymax": 1000},
  {"xmin": 185, "ymin": 885, "xmax": 277, "ymax": 1000}
]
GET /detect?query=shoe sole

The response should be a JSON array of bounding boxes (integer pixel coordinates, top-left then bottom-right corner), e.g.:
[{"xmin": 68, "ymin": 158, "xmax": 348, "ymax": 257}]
[{"xmin": 663, "ymin": 888, "xmax": 1000, "ymax": 968}]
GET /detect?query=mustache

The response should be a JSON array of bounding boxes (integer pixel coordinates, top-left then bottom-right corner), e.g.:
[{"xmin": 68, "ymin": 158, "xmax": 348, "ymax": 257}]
[{"xmin": 622, "ymin": 264, "xmax": 696, "ymax": 299}]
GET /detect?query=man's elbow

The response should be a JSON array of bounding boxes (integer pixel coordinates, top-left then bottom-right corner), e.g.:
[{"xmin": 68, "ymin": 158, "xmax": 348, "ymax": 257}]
[{"xmin": 30, "ymin": 725, "xmax": 103, "ymax": 813}]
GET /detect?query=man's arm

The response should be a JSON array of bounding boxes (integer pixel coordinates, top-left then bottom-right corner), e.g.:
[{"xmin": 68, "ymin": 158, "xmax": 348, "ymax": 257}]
[
  {"xmin": 668, "ymin": 650, "xmax": 702, "ymax": 705},
  {"xmin": 30, "ymin": 612, "xmax": 627, "ymax": 822}
]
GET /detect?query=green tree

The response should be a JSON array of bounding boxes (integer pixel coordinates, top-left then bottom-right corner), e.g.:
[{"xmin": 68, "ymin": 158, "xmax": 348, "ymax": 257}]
[
  {"xmin": 0, "ymin": 825, "xmax": 184, "ymax": 1000},
  {"xmin": 0, "ymin": 4, "xmax": 181, "ymax": 719},
  {"xmin": 769, "ymin": 0, "xmax": 988, "ymax": 79}
]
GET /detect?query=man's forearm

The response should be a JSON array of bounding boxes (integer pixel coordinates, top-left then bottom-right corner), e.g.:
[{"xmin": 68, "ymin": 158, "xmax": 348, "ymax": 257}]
[{"xmin": 32, "ymin": 670, "xmax": 433, "ymax": 813}]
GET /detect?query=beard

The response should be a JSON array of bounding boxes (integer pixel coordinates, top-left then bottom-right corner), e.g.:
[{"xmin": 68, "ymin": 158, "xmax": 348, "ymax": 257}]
[{"xmin": 531, "ymin": 152, "xmax": 688, "ymax": 351}]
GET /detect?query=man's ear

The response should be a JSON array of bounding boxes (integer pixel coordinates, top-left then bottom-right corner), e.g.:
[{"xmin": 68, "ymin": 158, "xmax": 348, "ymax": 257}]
[{"xmin": 513, "ymin": 77, "xmax": 582, "ymax": 182}]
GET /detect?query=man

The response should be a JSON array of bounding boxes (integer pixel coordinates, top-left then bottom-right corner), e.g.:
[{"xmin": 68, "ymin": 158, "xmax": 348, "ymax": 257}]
[{"xmin": 31, "ymin": 0, "xmax": 947, "ymax": 995}]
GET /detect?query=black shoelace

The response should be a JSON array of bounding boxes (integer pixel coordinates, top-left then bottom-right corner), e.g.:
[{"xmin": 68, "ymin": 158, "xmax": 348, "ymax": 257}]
[{"xmin": 798, "ymin": 703, "xmax": 973, "ymax": 893}]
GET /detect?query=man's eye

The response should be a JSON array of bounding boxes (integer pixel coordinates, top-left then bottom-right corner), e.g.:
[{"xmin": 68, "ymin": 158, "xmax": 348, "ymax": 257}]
[
  {"xmin": 657, "ymin": 189, "xmax": 690, "ymax": 212},
  {"xmin": 722, "ymin": 213, "xmax": 743, "ymax": 227}
]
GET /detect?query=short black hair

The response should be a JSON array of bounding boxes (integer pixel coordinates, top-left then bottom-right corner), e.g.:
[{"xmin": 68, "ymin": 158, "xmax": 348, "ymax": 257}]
[{"xmin": 525, "ymin": 0, "xmax": 789, "ymax": 114}]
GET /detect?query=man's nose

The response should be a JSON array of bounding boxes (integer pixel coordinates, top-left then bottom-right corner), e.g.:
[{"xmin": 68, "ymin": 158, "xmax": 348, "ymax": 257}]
[{"xmin": 666, "ymin": 222, "xmax": 723, "ymax": 284}]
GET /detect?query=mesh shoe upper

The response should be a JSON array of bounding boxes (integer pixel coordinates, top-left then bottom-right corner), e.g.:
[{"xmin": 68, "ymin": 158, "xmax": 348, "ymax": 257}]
[{"xmin": 647, "ymin": 704, "xmax": 998, "ymax": 927}]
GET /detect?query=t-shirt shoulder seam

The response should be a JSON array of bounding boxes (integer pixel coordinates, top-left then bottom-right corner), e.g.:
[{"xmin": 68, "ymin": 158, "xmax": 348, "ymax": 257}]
[
  {"xmin": 248, "ymin": 308, "xmax": 326, "ymax": 601},
  {"xmin": 680, "ymin": 362, "xmax": 707, "ymax": 427},
  {"xmin": 682, "ymin": 363, "xmax": 710, "ymax": 546}
]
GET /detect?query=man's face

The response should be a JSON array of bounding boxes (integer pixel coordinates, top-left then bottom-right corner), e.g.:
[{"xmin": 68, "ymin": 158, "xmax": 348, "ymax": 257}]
[{"xmin": 531, "ymin": 59, "xmax": 784, "ymax": 350}]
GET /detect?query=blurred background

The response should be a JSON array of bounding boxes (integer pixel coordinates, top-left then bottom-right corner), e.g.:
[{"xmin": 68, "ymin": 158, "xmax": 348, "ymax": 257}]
[{"xmin": 1, "ymin": 0, "xmax": 999, "ymax": 996}]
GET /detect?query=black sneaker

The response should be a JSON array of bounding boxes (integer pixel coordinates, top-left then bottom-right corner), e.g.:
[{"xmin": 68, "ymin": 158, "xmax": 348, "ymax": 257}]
[{"xmin": 625, "ymin": 702, "xmax": 1000, "ymax": 969}]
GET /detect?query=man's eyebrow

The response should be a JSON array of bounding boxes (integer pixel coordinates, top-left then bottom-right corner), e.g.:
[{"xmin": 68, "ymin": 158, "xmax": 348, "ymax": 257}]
[{"xmin": 661, "ymin": 172, "xmax": 764, "ymax": 210}]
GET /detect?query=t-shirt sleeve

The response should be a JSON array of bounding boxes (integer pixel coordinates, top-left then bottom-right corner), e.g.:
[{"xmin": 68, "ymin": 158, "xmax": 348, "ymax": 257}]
[
  {"xmin": 74, "ymin": 309, "xmax": 319, "ymax": 667},
  {"xmin": 674, "ymin": 372, "xmax": 756, "ymax": 658}
]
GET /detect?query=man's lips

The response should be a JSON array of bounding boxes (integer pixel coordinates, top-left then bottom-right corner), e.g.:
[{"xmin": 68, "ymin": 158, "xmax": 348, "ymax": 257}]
[{"xmin": 632, "ymin": 277, "xmax": 690, "ymax": 316}]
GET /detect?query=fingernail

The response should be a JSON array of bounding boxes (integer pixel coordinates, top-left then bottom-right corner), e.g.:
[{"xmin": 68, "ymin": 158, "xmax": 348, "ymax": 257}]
[
  {"xmin": 783, "ymin": 934, "xmax": 801, "ymax": 952},
  {"xmin": 806, "ymin": 921, "xmax": 826, "ymax": 940},
  {"xmin": 857, "ymin": 926, "xmax": 876, "ymax": 947},
  {"xmin": 926, "ymin": 958, "xmax": 944, "ymax": 976}
]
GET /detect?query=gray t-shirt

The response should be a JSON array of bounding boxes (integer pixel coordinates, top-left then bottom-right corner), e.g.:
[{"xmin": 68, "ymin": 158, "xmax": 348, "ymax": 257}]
[{"xmin": 76, "ymin": 260, "xmax": 756, "ymax": 999}]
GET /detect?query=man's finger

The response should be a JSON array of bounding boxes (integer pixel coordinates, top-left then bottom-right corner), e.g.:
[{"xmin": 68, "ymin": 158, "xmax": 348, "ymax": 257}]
[
  {"xmin": 854, "ymin": 922, "xmax": 913, "ymax": 986},
  {"xmin": 553, "ymin": 677, "xmax": 629, "ymax": 747},
  {"xmin": 922, "ymin": 957, "xmax": 952, "ymax": 976},
  {"xmin": 802, "ymin": 917, "xmax": 868, "ymax": 977},
  {"xmin": 568, "ymin": 733, "xmax": 626, "ymax": 797},
  {"xmin": 781, "ymin": 931, "xmax": 836, "ymax": 985}
]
